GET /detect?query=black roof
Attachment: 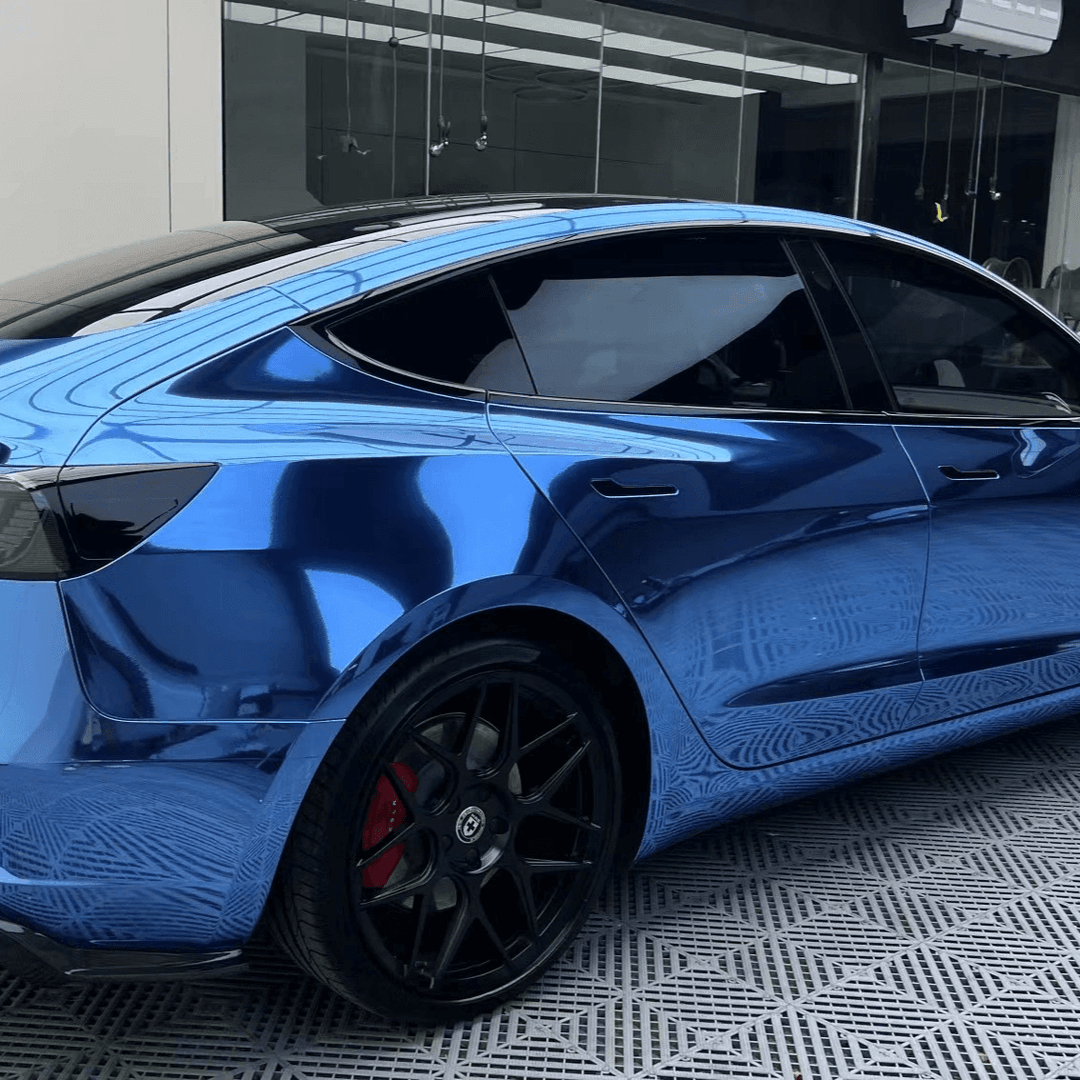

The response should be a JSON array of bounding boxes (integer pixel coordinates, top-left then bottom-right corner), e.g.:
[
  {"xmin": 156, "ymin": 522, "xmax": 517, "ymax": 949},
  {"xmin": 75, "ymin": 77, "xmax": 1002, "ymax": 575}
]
[{"xmin": 0, "ymin": 194, "xmax": 691, "ymax": 339}]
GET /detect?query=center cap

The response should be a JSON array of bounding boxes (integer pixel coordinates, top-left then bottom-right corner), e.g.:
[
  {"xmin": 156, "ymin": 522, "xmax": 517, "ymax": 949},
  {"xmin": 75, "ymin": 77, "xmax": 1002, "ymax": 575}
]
[{"xmin": 455, "ymin": 805, "xmax": 486, "ymax": 844}]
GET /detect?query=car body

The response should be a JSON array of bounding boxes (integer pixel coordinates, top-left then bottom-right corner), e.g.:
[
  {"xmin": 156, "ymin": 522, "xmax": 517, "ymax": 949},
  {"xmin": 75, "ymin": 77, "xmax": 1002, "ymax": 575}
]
[{"xmin": 2, "ymin": 193, "xmax": 1080, "ymax": 1017}]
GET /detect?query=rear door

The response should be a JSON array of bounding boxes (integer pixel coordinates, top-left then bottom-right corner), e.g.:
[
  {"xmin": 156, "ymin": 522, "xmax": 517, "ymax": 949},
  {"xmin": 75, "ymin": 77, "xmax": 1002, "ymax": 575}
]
[
  {"xmin": 485, "ymin": 228, "xmax": 931, "ymax": 767},
  {"xmin": 820, "ymin": 236, "xmax": 1080, "ymax": 725}
]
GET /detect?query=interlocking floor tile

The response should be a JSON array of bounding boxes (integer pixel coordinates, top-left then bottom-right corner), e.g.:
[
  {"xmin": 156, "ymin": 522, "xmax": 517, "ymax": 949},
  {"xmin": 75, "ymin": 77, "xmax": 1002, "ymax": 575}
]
[
  {"xmin": 637, "ymin": 967, "xmax": 784, "ymax": 1037},
  {"xmin": 799, "ymin": 974, "xmax": 952, "ymax": 1044},
  {"xmin": 851, "ymin": 886, "xmax": 970, "ymax": 939},
  {"xmin": 720, "ymin": 936, "xmax": 853, "ymax": 1003},
  {"xmin": 5, "ymin": 717, "xmax": 1080, "ymax": 1077},
  {"xmin": 718, "ymin": 875, "xmax": 828, "ymax": 932},
  {"xmin": 636, "ymin": 903, "xmax": 766, "ymax": 957},
  {"xmin": 897, "ymin": 864, "xmax": 1026, "ymax": 919},
  {"xmin": 906, "ymin": 1021, "xmax": 1057, "ymax": 1080},
  {"xmin": 861, "ymin": 945, "xmax": 1008, "ymax": 1015},
  {"xmin": 776, "ymin": 911, "xmax": 916, "ymax": 968},
  {"xmin": 557, "ymin": 996, "xmax": 688, "ymax": 1074},
  {"xmin": 559, "ymin": 927, "xmax": 688, "ymax": 990}
]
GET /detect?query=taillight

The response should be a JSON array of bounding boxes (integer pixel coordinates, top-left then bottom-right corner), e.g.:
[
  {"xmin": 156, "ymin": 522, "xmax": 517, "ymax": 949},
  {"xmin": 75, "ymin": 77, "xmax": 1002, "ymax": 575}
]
[{"xmin": 0, "ymin": 464, "xmax": 217, "ymax": 580}]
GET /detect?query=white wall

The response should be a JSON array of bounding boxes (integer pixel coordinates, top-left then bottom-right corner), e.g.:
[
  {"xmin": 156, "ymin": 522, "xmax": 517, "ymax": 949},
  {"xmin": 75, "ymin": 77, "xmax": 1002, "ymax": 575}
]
[
  {"xmin": 1045, "ymin": 94, "xmax": 1080, "ymax": 282},
  {"xmin": 0, "ymin": 0, "xmax": 222, "ymax": 283}
]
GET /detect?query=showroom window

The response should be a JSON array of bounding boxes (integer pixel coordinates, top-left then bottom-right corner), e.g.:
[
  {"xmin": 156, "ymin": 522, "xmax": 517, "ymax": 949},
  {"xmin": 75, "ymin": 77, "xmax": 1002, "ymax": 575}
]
[
  {"xmin": 488, "ymin": 230, "xmax": 849, "ymax": 409},
  {"xmin": 823, "ymin": 237, "xmax": 1080, "ymax": 418},
  {"xmin": 221, "ymin": 2, "xmax": 861, "ymax": 218}
]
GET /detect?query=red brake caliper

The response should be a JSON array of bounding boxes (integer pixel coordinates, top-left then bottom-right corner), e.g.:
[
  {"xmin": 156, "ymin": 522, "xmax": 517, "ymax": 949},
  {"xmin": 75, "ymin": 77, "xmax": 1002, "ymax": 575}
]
[{"xmin": 361, "ymin": 762, "xmax": 419, "ymax": 889}]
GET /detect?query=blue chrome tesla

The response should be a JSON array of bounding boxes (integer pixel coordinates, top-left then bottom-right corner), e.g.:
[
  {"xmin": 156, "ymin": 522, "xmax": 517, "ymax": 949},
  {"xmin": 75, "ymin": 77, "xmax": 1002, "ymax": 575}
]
[{"xmin": 3, "ymin": 193, "xmax": 1080, "ymax": 1021}]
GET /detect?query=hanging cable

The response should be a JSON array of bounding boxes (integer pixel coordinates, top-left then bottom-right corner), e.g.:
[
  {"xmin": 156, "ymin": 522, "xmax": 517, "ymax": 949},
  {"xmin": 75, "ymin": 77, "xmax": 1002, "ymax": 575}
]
[
  {"xmin": 430, "ymin": 0, "xmax": 450, "ymax": 155},
  {"xmin": 936, "ymin": 45, "xmax": 961, "ymax": 224},
  {"xmin": 915, "ymin": 39, "xmax": 935, "ymax": 201},
  {"xmin": 989, "ymin": 55, "xmax": 1008, "ymax": 201},
  {"xmin": 339, "ymin": 0, "xmax": 370, "ymax": 154},
  {"xmin": 593, "ymin": 5, "xmax": 605, "ymax": 194},
  {"xmin": 389, "ymin": 0, "xmax": 399, "ymax": 194},
  {"xmin": 344, "ymin": 0, "xmax": 353, "ymax": 151},
  {"xmin": 735, "ymin": 27, "xmax": 748, "ymax": 200},
  {"xmin": 475, "ymin": 0, "xmax": 488, "ymax": 150},
  {"xmin": 965, "ymin": 49, "xmax": 986, "ymax": 197}
]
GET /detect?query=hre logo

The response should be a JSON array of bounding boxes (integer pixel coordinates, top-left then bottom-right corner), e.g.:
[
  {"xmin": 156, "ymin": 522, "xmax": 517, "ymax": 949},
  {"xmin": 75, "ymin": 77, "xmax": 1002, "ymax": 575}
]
[{"xmin": 456, "ymin": 806, "xmax": 486, "ymax": 844}]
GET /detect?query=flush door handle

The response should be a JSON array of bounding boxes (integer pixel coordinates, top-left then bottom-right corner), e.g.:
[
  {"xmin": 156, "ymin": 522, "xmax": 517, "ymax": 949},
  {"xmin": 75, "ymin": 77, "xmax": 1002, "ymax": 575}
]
[
  {"xmin": 939, "ymin": 465, "xmax": 1001, "ymax": 481},
  {"xmin": 591, "ymin": 478, "xmax": 679, "ymax": 498}
]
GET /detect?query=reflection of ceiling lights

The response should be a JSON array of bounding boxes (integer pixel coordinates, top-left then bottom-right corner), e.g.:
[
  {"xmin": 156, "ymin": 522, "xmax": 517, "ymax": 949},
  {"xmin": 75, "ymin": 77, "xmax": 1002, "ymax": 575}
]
[
  {"xmin": 224, "ymin": 1, "xmax": 856, "ymax": 86},
  {"xmin": 225, "ymin": 2, "xmax": 759, "ymax": 98}
]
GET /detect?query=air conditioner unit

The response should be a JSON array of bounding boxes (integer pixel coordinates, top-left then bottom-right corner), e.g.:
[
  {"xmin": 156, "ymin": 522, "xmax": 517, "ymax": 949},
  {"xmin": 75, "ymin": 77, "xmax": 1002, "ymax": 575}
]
[{"xmin": 904, "ymin": 0, "xmax": 1063, "ymax": 57}]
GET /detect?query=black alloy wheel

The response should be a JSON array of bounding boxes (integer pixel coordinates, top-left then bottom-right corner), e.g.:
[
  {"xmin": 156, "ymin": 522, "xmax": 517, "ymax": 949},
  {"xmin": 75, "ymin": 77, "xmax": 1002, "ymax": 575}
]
[{"xmin": 269, "ymin": 638, "xmax": 622, "ymax": 1022}]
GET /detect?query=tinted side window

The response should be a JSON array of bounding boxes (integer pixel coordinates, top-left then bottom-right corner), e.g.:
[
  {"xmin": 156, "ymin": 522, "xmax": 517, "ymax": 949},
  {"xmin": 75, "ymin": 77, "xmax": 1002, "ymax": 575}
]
[
  {"xmin": 490, "ymin": 232, "xmax": 848, "ymax": 410},
  {"xmin": 328, "ymin": 272, "xmax": 534, "ymax": 393},
  {"xmin": 822, "ymin": 238, "xmax": 1080, "ymax": 418}
]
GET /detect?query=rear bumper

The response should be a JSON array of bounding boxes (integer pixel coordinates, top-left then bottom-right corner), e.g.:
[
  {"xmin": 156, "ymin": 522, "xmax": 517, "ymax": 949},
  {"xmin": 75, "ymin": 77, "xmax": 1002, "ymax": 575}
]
[
  {"xmin": 0, "ymin": 577, "xmax": 346, "ymax": 951},
  {"xmin": 0, "ymin": 917, "xmax": 246, "ymax": 982}
]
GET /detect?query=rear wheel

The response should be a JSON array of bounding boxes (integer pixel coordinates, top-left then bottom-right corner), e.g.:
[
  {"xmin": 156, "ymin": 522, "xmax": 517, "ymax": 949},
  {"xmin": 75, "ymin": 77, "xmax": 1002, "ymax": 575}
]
[{"xmin": 269, "ymin": 638, "xmax": 621, "ymax": 1022}]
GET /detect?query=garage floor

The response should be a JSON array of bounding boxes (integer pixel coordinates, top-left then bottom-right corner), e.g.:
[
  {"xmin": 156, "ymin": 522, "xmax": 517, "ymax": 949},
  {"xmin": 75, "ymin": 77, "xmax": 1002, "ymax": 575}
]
[{"xmin": 5, "ymin": 717, "xmax": 1080, "ymax": 1080}]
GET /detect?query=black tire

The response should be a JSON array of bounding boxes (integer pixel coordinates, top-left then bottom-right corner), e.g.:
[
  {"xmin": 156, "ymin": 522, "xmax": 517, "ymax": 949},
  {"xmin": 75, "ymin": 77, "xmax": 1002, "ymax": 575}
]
[{"xmin": 268, "ymin": 637, "xmax": 622, "ymax": 1023}]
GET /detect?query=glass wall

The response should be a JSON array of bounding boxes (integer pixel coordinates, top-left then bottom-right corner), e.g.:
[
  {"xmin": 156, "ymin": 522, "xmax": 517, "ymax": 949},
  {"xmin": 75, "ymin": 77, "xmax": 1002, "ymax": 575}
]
[
  {"xmin": 222, "ymin": 1, "xmax": 860, "ymax": 217},
  {"xmin": 747, "ymin": 31, "xmax": 862, "ymax": 216}
]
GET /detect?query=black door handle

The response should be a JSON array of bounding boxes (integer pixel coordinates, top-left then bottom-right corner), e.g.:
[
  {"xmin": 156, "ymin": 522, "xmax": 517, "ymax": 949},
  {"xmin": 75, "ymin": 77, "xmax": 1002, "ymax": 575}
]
[
  {"xmin": 939, "ymin": 465, "xmax": 1000, "ymax": 481},
  {"xmin": 591, "ymin": 478, "xmax": 679, "ymax": 498}
]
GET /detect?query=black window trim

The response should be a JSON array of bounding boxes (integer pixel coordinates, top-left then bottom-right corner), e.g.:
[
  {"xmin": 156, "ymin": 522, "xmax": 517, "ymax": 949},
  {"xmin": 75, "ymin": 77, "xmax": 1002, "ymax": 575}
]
[
  {"xmin": 785, "ymin": 236, "xmax": 899, "ymax": 414},
  {"xmin": 306, "ymin": 219, "xmax": 876, "ymax": 423},
  {"xmin": 778, "ymin": 236, "xmax": 854, "ymax": 412},
  {"xmin": 814, "ymin": 231, "xmax": 1080, "ymax": 428}
]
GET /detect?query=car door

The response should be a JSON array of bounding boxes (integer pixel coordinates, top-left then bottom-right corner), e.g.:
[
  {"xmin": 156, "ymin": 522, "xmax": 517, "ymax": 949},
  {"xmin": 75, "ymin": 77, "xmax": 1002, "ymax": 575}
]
[
  {"xmin": 820, "ymin": 236, "xmax": 1080, "ymax": 725},
  {"xmin": 485, "ymin": 228, "xmax": 931, "ymax": 768}
]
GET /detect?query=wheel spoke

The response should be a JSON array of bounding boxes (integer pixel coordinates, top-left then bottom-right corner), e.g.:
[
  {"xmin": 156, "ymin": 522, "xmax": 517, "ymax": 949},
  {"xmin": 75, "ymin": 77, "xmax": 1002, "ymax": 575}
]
[
  {"xmin": 384, "ymin": 762, "xmax": 422, "ymax": 819},
  {"xmin": 412, "ymin": 729, "xmax": 460, "ymax": 773},
  {"xmin": 407, "ymin": 886, "xmax": 435, "ymax": 972},
  {"xmin": 527, "ymin": 800, "xmax": 602, "ymax": 833},
  {"xmin": 504, "ymin": 860, "xmax": 539, "ymax": 939},
  {"xmin": 495, "ymin": 679, "xmax": 521, "ymax": 772},
  {"xmin": 431, "ymin": 887, "xmax": 474, "ymax": 981},
  {"xmin": 521, "ymin": 856, "xmax": 593, "ymax": 874},
  {"xmin": 355, "ymin": 818, "xmax": 419, "ymax": 870},
  {"xmin": 475, "ymin": 896, "xmax": 515, "ymax": 969},
  {"xmin": 460, "ymin": 682, "xmax": 488, "ymax": 758},
  {"xmin": 520, "ymin": 712, "xmax": 576, "ymax": 757},
  {"xmin": 527, "ymin": 739, "xmax": 591, "ymax": 802},
  {"xmin": 356, "ymin": 866, "xmax": 432, "ymax": 910}
]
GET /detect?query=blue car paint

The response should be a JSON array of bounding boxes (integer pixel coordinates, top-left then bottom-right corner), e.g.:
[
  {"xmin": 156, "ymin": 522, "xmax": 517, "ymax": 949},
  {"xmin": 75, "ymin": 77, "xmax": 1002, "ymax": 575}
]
[
  {"xmin": 486, "ymin": 400, "xmax": 931, "ymax": 767},
  {"xmin": 2, "ymin": 201, "xmax": 1078, "ymax": 955},
  {"xmin": 896, "ymin": 422, "xmax": 1080, "ymax": 722}
]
